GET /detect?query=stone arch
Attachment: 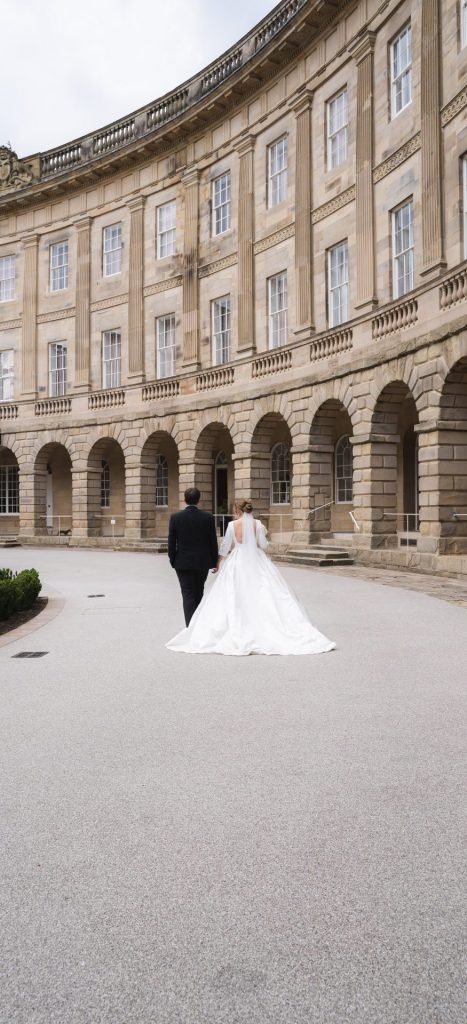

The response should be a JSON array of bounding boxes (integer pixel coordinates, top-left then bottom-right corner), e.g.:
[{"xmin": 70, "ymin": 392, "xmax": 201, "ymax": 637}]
[
  {"xmin": 34, "ymin": 442, "xmax": 73, "ymax": 536},
  {"xmin": 140, "ymin": 431, "xmax": 179, "ymax": 538},
  {"xmin": 251, "ymin": 412, "xmax": 293, "ymax": 537},
  {"xmin": 308, "ymin": 398, "xmax": 356, "ymax": 536},
  {"xmin": 370, "ymin": 380, "xmax": 419, "ymax": 543},
  {"xmin": 194, "ymin": 422, "xmax": 235, "ymax": 525},
  {"xmin": 436, "ymin": 355, "xmax": 467, "ymax": 545},
  {"xmin": 0, "ymin": 443, "xmax": 20, "ymax": 535},
  {"xmin": 87, "ymin": 437, "xmax": 126, "ymax": 537},
  {"xmin": 365, "ymin": 357, "xmax": 424, "ymax": 424}
]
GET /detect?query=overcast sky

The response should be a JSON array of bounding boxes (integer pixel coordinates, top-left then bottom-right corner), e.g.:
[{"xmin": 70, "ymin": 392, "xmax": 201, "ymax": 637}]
[{"xmin": 1, "ymin": 0, "xmax": 274, "ymax": 159}]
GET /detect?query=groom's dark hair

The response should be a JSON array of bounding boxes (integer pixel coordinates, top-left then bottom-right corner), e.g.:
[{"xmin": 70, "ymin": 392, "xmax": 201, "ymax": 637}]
[{"xmin": 184, "ymin": 487, "xmax": 200, "ymax": 506}]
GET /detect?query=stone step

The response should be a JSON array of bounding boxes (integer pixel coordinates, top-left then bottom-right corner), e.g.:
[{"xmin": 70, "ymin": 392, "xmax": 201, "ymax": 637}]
[
  {"xmin": 278, "ymin": 544, "xmax": 354, "ymax": 568},
  {"xmin": 287, "ymin": 547, "xmax": 353, "ymax": 559},
  {"xmin": 0, "ymin": 537, "xmax": 21, "ymax": 548},
  {"xmin": 287, "ymin": 554, "xmax": 354, "ymax": 567}
]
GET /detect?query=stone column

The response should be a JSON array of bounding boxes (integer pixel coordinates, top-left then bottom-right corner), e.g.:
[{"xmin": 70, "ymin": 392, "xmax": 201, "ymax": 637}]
[
  {"xmin": 232, "ymin": 451, "xmax": 254, "ymax": 496},
  {"xmin": 291, "ymin": 443, "xmax": 313, "ymax": 543},
  {"xmin": 18, "ymin": 463, "xmax": 35, "ymax": 538},
  {"xmin": 182, "ymin": 169, "xmax": 200, "ymax": 369},
  {"xmin": 417, "ymin": 421, "xmax": 467, "ymax": 554},
  {"xmin": 71, "ymin": 465, "xmax": 89, "ymax": 538},
  {"xmin": 351, "ymin": 433, "xmax": 398, "ymax": 548},
  {"xmin": 75, "ymin": 217, "xmax": 91, "ymax": 392},
  {"xmin": 237, "ymin": 136, "xmax": 256, "ymax": 355},
  {"xmin": 21, "ymin": 235, "xmax": 39, "ymax": 398},
  {"xmin": 290, "ymin": 89, "xmax": 314, "ymax": 336},
  {"xmin": 420, "ymin": 0, "xmax": 445, "ymax": 276},
  {"xmin": 351, "ymin": 32, "xmax": 377, "ymax": 310},
  {"xmin": 125, "ymin": 458, "xmax": 143, "ymax": 539},
  {"xmin": 128, "ymin": 196, "xmax": 145, "ymax": 382}
]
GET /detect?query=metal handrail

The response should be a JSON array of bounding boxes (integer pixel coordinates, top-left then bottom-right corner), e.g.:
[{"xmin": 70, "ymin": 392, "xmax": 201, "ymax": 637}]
[
  {"xmin": 308, "ymin": 500, "xmax": 334, "ymax": 517},
  {"xmin": 452, "ymin": 512, "xmax": 467, "ymax": 520}
]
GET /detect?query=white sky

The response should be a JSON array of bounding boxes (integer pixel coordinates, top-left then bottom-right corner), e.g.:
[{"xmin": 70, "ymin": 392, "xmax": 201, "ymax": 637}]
[{"xmin": 1, "ymin": 0, "xmax": 275, "ymax": 159}]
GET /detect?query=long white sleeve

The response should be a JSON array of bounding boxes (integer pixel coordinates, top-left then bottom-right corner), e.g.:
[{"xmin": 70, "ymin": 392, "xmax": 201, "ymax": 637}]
[
  {"xmin": 256, "ymin": 520, "xmax": 269, "ymax": 550},
  {"xmin": 218, "ymin": 522, "xmax": 234, "ymax": 557}
]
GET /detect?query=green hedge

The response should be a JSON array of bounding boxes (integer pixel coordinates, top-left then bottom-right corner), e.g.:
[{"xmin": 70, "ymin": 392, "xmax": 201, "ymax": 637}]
[{"xmin": 0, "ymin": 569, "xmax": 42, "ymax": 621}]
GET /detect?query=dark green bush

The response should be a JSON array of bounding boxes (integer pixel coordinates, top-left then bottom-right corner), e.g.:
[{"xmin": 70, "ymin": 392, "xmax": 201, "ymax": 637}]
[{"xmin": 0, "ymin": 568, "xmax": 42, "ymax": 621}]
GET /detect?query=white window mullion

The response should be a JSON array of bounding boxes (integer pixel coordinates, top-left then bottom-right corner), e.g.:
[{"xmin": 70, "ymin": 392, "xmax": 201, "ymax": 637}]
[
  {"xmin": 463, "ymin": 0, "xmax": 467, "ymax": 49},
  {"xmin": 157, "ymin": 315, "xmax": 176, "ymax": 379},
  {"xmin": 0, "ymin": 466, "xmax": 19, "ymax": 514},
  {"xmin": 103, "ymin": 224, "xmax": 122, "ymax": 277},
  {"xmin": 463, "ymin": 157, "xmax": 467, "ymax": 260},
  {"xmin": 49, "ymin": 343, "xmax": 67, "ymax": 397},
  {"xmin": 0, "ymin": 256, "xmax": 16, "ymax": 302},
  {"xmin": 102, "ymin": 330, "xmax": 121, "ymax": 389},
  {"xmin": 212, "ymin": 297, "xmax": 231, "ymax": 364},
  {"xmin": 212, "ymin": 174, "xmax": 231, "ymax": 236},
  {"xmin": 157, "ymin": 202, "xmax": 176, "ymax": 259},
  {"xmin": 0, "ymin": 349, "xmax": 14, "ymax": 401},
  {"xmin": 50, "ymin": 241, "xmax": 69, "ymax": 292},
  {"xmin": 392, "ymin": 200, "xmax": 414, "ymax": 299},
  {"xmin": 391, "ymin": 24, "xmax": 412, "ymax": 118},
  {"xmin": 268, "ymin": 138, "xmax": 288, "ymax": 208},
  {"xmin": 328, "ymin": 242, "xmax": 349, "ymax": 328},
  {"xmin": 268, "ymin": 272, "xmax": 288, "ymax": 349},
  {"xmin": 327, "ymin": 90, "xmax": 348, "ymax": 170}
]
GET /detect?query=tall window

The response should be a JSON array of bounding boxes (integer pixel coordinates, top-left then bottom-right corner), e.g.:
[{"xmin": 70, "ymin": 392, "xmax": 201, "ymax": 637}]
[
  {"xmin": 100, "ymin": 461, "xmax": 110, "ymax": 508},
  {"xmin": 155, "ymin": 455, "xmax": 169, "ymax": 506},
  {"xmin": 390, "ymin": 24, "xmax": 412, "ymax": 118},
  {"xmin": 50, "ymin": 241, "xmax": 69, "ymax": 291},
  {"xmin": 212, "ymin": 296, "xmax": 231, "ymax": 365},
  {"xmin": 103, "ymin": 224, "xmax": 122, "ymax": 277},
  {"xmin": 463, "ymin": 156, "xmax": 467, "ymax": 260},
  {"xmin": 102, "ymin": 330, "xmax": 121, "ymax": 388},
  {"xmin": 327, "ymin": 89, "xmax": 348, "ymax": 170},
  {"xmin": 392, "ymin": 200, "xmax": 414, "ymax": 298},
  {"xmin": 157, "ymin": 314, "xmax": 176, "ymax": 379},
  {"xmin": 462, "ymin": 0, "xmax": 467, "ymax": 48},
  {"xmin": 268, "ymin": 137, "xmax": 288, "ymax": 207},
  {"xmin": 328, "ymin": 241, "xmax": 349, "ymax": 327},
  {"xmin": 212, "ymin": 173, "xmax": 231, "ymax": 235},
  {"xmin": 0, "ymin": 465, "xmax": 19, "ymax": 514},
  {"xmin": 268, "ymin": 272, "xmax": 288, "ymax": 349},
  {"xmin": 335, "ymin": 436, "xmax": 353, "ymax": 503},
  {"xmin": 49, "ymin": 343, "xmax": 67, "ymax": 397},
  {"xmin": 157, "ymin": 202, "xmax": 176, "ymax": 259},
  {"xmin": 271, "ymin": 443, "xmax": 291, "ymax": 504},
  {"xmin": 0, "ymin": 255, "xmax": 16, "ymax": 302},
  {"xmin": 0, "ymin": 350, "xmax": 14, "ymax": 401}
]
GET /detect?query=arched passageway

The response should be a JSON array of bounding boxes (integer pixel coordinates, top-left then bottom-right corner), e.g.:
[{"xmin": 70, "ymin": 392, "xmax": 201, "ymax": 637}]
[
  {"xmin": 309, "ymin": 400, "xmax": 354, "ymax": 537},
  {"xmin": 141, "ymin": 432, "xmax": 179, "ymax": 538},
  {"xmin": 34, "ymin": 443, "xmax": 72, "ymax": 536},
  {"xmin": 371, "ymin": 382, "xmax": 419, "ymax": 545},
  {"xmin": 0, "ymin": 446, "xmax": 19, "ymax": 535},
  {"xmin": 87, "ymin": 438, "xmax": 125, "ymax": 537},
  {"xmin": 437, "ymin": 356, "xmax": 467, "ymax": 550},
  {"xmin": 251, "ymin": 413, "xmax": 292, "ymax": 538},
  {"xmin": 194, "ymin": 423, "xmax": 234, "ymax": 532}
]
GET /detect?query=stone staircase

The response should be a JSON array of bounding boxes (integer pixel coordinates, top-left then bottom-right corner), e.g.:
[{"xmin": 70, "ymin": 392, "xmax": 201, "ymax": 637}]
[
  {"xmin": 276, "ymin": 538, "xmax": 354, "ymax": 568},
  {"xmin": 0, "ymin": 535, "xmax": 20, "ymax": 548}
]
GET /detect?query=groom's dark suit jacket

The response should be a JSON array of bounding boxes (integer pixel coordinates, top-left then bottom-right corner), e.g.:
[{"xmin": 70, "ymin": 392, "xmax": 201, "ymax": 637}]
[{"xmin": 168, "ymin": 506, "xmax": 218, "ymax": 572}]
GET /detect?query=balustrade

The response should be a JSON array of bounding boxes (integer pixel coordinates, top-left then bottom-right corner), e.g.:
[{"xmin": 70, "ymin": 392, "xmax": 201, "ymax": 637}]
[
  {"xmin": 310, "ymin": 329, "xmax": 353, "ymax": 362},
  {"xmin": 88, "ymin": 390, "xmax": 125, "ymax": 410},
  {"xmin": 196, "ymin": 367, "xmax": 235, "ymax": 391},
  {"xmin": 439, "ymin": 267, "xmax": 467, "ymax": 309},
  {"xmin": 0, "ymin": 404, "xmax": 18, "ymax": 419},
  {"xmin": 142, "ymin": 380, "xmax": 180, "ymax": 401},
  {"xmin": 252, "ymin": 349, "xmax": 292, "ymax": 377},
  {"xmin": 35, "ymin": 398, "xmax": 72, "ymax": 416},
  {"xmin": 372, "ymin": 299, "xmax": 418, "ymax": 339}
]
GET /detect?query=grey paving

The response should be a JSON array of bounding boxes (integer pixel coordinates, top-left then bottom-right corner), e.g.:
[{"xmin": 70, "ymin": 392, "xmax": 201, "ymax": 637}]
[{"xmin": 0, "ymin": 547, "xmax": 466, "ymax": 1024}]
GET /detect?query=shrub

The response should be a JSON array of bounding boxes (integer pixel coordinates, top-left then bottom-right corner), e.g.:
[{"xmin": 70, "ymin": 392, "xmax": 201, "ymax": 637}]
[{"xmin": 0, "ymin": 568, "xmax": 42, "ymax": 621}]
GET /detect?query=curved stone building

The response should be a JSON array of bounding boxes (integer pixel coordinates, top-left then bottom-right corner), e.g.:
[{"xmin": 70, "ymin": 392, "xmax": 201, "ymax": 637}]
[{"xmin": 1, "ymin": 0, "xmax": 466, "ymax": 572}]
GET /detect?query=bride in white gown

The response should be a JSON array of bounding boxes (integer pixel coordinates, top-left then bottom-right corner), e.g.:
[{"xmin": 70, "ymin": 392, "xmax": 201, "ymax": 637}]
[{"xmin": 166, "ymin": 498, "xmax": 336, "ymax": 657}]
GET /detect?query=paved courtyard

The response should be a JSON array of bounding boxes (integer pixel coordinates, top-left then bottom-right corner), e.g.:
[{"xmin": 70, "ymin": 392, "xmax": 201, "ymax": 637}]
[{"xmin": 1, "ymin": 547, "xmax": 466, "ymax": 1024}]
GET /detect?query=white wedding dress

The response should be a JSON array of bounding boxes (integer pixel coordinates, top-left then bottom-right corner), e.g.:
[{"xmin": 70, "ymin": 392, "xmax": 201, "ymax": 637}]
[{"xmin": 166, "ymin": 512, "xmax": 335, "ymax": 657}]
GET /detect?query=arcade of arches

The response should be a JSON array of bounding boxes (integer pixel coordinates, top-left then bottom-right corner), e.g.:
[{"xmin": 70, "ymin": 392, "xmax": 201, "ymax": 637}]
[{"xmin": 1, "ymin": 353, "xmax": 467, "ymax": 568}]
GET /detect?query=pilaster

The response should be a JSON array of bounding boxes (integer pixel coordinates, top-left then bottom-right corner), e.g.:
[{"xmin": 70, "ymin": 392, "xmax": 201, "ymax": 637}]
[
  {"xmin": 290, "ymin": 89, "xmax": 314, "ymax": 336},
  {"xmin": 237, "ymin": 136, "xmax": 256, "ymax": 356},
  {"xmin": 351, "ymin": 32, "xmax": 377, "ymax": 311},
  {"xmin": 420, "ymin": 0, "xmax": 446, "ymax": 277},
  {"xmin": 75, "ymin": 217, "xmax": 92, "ymax": 392},
  {"xmin": 182, "ymin": 169, "xmax": 200, "ymax": 369},
  {"xmin": 21, "ymin": 235, "xmax": 39, "ymax": 398},
  {"xmin": 128, "ymin": 196, "xmax": 145, "ymax": 382}
]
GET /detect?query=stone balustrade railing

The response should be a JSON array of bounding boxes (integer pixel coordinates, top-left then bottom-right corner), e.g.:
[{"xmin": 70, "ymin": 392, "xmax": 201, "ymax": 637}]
[
  {"xmin": 142, "ymin": 379, "xmax": 180, "ymax": 401},
  {"xmin": 252, "ymin": 348, "xmax": 292, "ymax": 377},
  {"xmin": 0, "ymin": 403, "xmax": 18, "ymax": 419},
  {"xmin": 88, "ymin": 389, "xmax": 126, "ymax": 410},
  {"xmin": 196, "ymin": 367, "xmax": 235, "ymax": 391},
  {"xmin": 201, "ymin": 50, "xmax": 243, "ymax": 94},
  {"xmin": 93, "ymin": 118, "xmax": 136, "ymax": 156},
  {"xmin": 41, "ymin": 144, "xmax": 82, "ymax": 177},
  {"xmin": 439, "ymin": 267, "xmax": 467, "ymax": 309},
  {"xmin": 254, "ymin": 0, "xmax": 306, "ymax": 51},
  {"xmin": 372, "ymin": 298, "xmax": 419, "ymax": 339},
  {"xmin": 146, "ymin": 90, "xmax": 190, "ymax": 131},
  {"xmin": 310, "ymin": 328, "xmax": 353, "ymax": 362},
  {"xmin": 35, "ymin": 398, "xmax": 72, "ymax": 416}
]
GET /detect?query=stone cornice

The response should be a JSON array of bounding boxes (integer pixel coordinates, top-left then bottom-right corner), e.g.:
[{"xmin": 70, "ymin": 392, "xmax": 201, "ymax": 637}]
[
  {"xmin": 199, "ymin": 253, "xmax": 238, "ymax": 278},
  {"xmin": 441, "ymin": 84, "xmax": 467, "ymax": 127},
  {"xmin": 143, "ymin": 276, "xmax": 183, "ymax": 298},
  {"xmin": 373, "ymin": 132, "xmax": 421, "ymax": 183},
  {"xmin": 254, "ymin": 223, "xmax": 295, "ymax": 254},
  {"xmin": 311, "ymin": 185, "xmax": 356, "ymax": 224},
  {"xmin": 0, "ymin": 317, "xmax": 22, "ymax": 332},
  {"xmin": 37, "ymin": 307, "xmax": 76, "ymax": 324}
]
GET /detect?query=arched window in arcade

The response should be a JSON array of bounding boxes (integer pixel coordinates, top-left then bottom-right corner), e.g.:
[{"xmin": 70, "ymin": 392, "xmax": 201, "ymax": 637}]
[
  {"xmin": 0, "ymin": 464, "xmax": 19, "ymax": 514},
  {"xmin": 155, "ymin": 455, "xmax": 169, "ymax": 507},
  {"xmin": 335, "ymin": 435, "xmax": 353, "ymax": 503},
  {"xmin": 100, "ymin": 460, "xmax": 110, "ymax": 508},
  {"xmin": 271, "ymin": 443, "xmax": 291, "ymax": 504}
]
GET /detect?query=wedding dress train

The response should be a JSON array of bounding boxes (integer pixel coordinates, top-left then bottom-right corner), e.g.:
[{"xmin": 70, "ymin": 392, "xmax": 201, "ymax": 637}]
[{"xmin": 166, "ymin": 513, "xmax": 335, "ymax": 657}]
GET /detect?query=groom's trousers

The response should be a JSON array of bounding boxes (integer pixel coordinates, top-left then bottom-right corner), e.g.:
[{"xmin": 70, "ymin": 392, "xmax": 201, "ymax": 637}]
[{"xmin": 176, "ymin": 569, "xmax": 209, "ymax": 626}]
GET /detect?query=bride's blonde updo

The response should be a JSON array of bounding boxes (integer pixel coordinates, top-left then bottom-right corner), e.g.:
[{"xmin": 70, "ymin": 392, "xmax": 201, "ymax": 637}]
[{"xmin": 233, "ymin": 497, "xmax": 253, "ymax": 515}]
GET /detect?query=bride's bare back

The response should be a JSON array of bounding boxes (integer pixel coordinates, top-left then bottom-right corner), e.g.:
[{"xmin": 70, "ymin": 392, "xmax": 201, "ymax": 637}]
[{"xmin": 233, "ymin": 516, "xmax": 257, "ymax": 544}]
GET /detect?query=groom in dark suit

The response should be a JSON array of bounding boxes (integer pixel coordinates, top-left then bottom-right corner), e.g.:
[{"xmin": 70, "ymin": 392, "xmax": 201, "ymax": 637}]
[{"xmin": 168, "ymin": 487, "xmax": 218, "ymax": 626}]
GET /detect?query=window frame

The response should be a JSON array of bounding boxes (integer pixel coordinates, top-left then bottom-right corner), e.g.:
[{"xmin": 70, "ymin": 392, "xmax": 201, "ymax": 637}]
[
  {"xmin": 0, "ymin": 349, "xmax": 14, "ymax": 401},
  {"xmin": 271, "ymin": 442, "xmax": 291, "ymax": 505},
  {"xmin": 335, "ymin": 435, "xmax": 353, "ymax": 504},
  {"xmin": 462, "ymin": 155, "xmax": 467, "ymax": 260},
  {"xmin": 103, "ymin": 223, "xmax": 122, "ymax": 278},
  {"xmin": 267, "ymin": 137, "xmax": 288, "ymax": 208},
  {"xmin": 100, "ymin": 460, "xmax": 110, "ymax": 509},
  {"xmin": 268, "ymin": 271, "xmax": 288, "ymax": 350},
  {"xmin": 155, "ymin": 454, "xmax": 169, "ymax": 507},
  {"xmin": 392, "ymin": 199, "xmax": 414, "ymax": 299},
  {"xmin": 0, "ymin": 255, "xmax": 16, "ymax": 303},
  {"xmin": 390, "ymin": 23, "xmax": 412, "ymax": 119},
  {"xmin": 462, "ymin": 0, "xmax": 467, "ymax": 49},
  {"xmin": 0, "ymin": 465, "xmax": 19, "ymax": 515},
  {"xmin": 211, "ymin": 295, "xmax": 231, "ymax": 365},
  {"xmin": 212, "ymin": 172, "xmax": 231, "ymax": 236},
  {"xmin": 50, "ymin": 240, "xmax": 69, "ymax": 292},
  {"xmin": 326, "ymin": 88, "xmax": 349, "ymax": 171},
  {"xmin": 48, "ymin": 342, "xmax": 67, "ymax": 397},
  {"xmin": 156, "ymin": 201, "xmax": 176, "ymax": 260},
  {"xmin": 327, "ymin": 240, "xmax": 349, "ymax": 328},
  {"xmin": 102, "ymin": 329, "xmax": 121, "ymax": 389},
  {"xmin": 156, "ymin": 314, "xmax": 176, "ymax": 379}
]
